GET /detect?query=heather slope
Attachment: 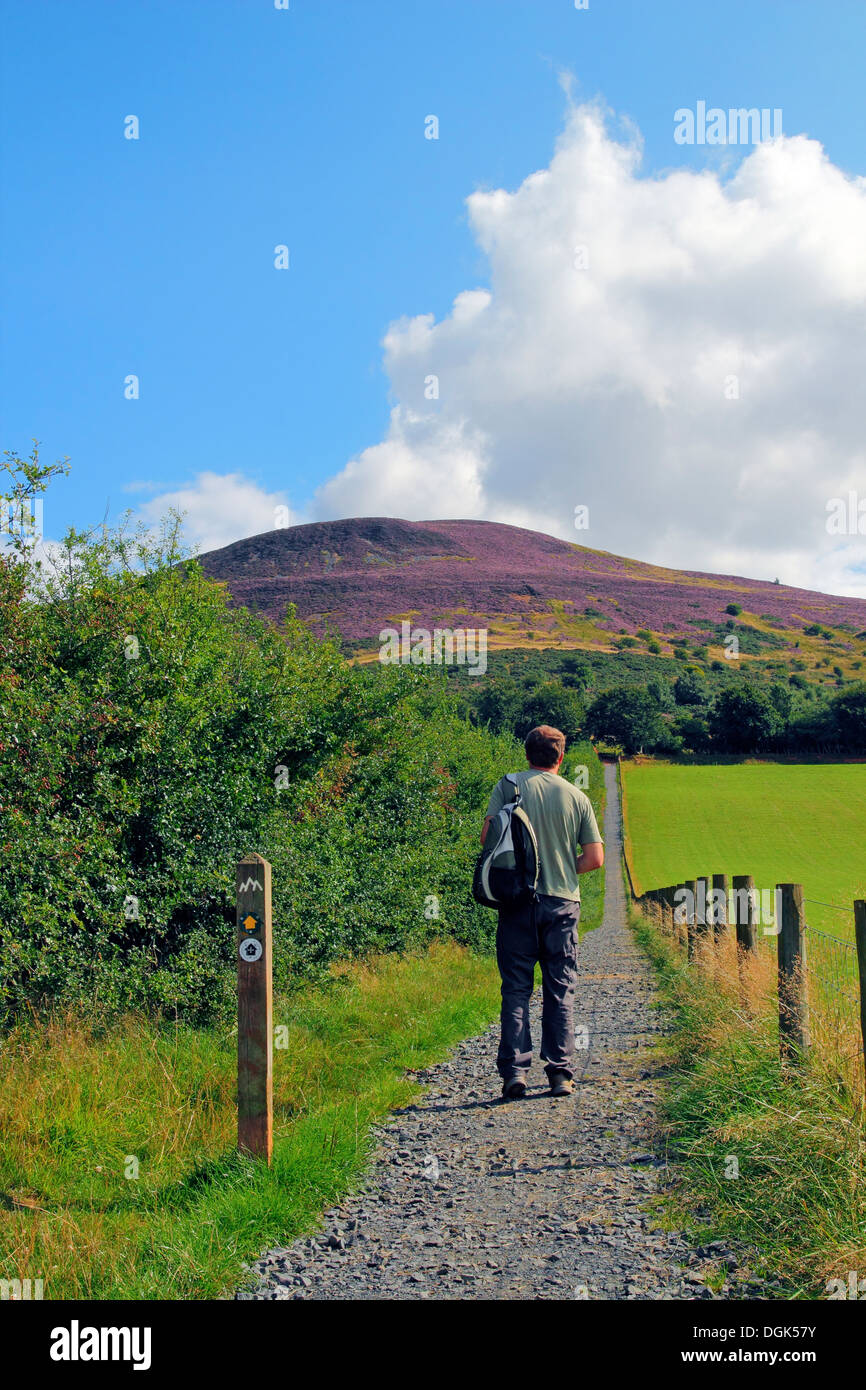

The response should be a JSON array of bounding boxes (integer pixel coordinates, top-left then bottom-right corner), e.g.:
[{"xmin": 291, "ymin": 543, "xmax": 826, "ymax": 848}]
[{"xmin": 199, "ymin": 518, "xmax": 866, "ymax": 668}]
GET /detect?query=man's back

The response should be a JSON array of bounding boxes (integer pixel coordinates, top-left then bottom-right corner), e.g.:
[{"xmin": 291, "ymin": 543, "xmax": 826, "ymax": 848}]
[{"xmin": 485, "ymin": 768, "xmax": 601, "ymax": 901}]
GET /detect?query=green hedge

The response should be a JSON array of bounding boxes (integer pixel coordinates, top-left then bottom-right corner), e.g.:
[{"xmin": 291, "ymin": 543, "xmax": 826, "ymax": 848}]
[{"xmin": 0, "ymin": 505, "xmax": 516, "ymax": 1024}]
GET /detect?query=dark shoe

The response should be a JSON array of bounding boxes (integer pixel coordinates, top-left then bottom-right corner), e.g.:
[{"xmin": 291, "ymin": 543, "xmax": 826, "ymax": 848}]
[
  {"xmin": 549, "ymin": 1072, "xmax": 575, "ymax": 1097},
  {"xmin": 501, "ymin": 1073, "xmax": 527, "ymax": 1100}
]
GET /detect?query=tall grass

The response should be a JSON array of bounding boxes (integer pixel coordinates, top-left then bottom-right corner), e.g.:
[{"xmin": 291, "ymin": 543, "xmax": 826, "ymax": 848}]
[
  {"xmin": 0, "ymin": 941, "xmax": 500, "ymax": 1300},
  {"xmin": 633, "ymin": 905, "xmax": 866, "ymax": 1296}
]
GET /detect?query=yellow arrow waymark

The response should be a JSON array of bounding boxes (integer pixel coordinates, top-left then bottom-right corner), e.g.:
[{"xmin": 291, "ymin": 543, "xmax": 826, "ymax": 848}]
[{"xmin": 243, "ymin": 914, "xmax": 258, "ymax": 933}]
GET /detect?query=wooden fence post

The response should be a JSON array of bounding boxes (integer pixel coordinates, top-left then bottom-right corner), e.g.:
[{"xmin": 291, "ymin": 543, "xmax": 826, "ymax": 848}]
[
  {"xmin": 237, "ymin": 853, "xmax": 273, "ymax": 1162},
  {"xmin": 650, "ymin": 888, "xmax": 662, "ymax": 930},
  {"xmin": 695, "ymin": 876, "xmax": 709, "ymax": 962},
  {"xmin": 685, "ymin": 879, "xmax": 697, "ymax": 961},
  {"xmin": 662, "ymin": 885, "xmax": 675, "ymax": 938},
  {"xmin": 676, "ymin": 884, "xmax": 689, "ymax": 952},
  {"xmin": 711, "ymin": 873, "xmax": 729, "ymax": 980},
  {"xmin": 672, "ymin": 884, "xmax": 686, "ymax": 950},
  {"xmin": 732, "ymin": 875, "xmax": 758, "ymax": 955},
  {"xmin": 855, "ymin": 901, "xmax": 866, "ymax": 1099},
  {"xmin": 711, "ymin": 873, "xmax": 729, "ymax": 946},
  {"xmin": 777, "ymin": 883, "xmax": 810, "ymax": 1064},
  {"xmin": 648, "ymin": 887, "xmax": 660, "ymax": 930},
  {"xmin": 732, "ymin": 874, "xmax": 758, "ymax": 1009}
]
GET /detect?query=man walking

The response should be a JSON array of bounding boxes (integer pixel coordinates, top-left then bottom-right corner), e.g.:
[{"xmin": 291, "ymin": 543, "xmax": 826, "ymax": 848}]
[{"xmin": 481, "ymin": 725, "xmax": 604, "ymax": 1100}]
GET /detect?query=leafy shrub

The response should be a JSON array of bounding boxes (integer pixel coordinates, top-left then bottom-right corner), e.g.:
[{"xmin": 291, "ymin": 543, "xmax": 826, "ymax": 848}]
[
  {"xmin": 585, "ymin": 686, "xmax": 665, "ymax": 756},
  {"xmin": 673, "ymin": 670, "xmax": 707, "ymax": 706},
  {"xmin": 0, "ymin": 454, "xmax": 516, "ymax": 1022},
  {"xmin": 708, "ymin": 686, "xmax": 784, "ymax": 752}
]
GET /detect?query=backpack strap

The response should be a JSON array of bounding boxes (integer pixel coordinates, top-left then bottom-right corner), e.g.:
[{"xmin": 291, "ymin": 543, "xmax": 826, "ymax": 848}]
[{"xmin": 504, "ymin": 772, "xmax": 520, "ymax": 804}]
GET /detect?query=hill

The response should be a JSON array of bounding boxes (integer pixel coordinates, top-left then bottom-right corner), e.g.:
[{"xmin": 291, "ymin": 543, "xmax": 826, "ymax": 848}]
[{"xmin": 198, "ymin": 517, "xmax": 866, "ymax": 672}]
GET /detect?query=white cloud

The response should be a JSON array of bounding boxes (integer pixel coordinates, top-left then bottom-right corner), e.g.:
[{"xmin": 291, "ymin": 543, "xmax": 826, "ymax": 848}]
[
  {"xmin": 312, "ymin": 100, "xmax": 866, "ymax": 597},
  {"xmin": 138, "ymin": 471, "xmax": 295, "ymax": 554}
]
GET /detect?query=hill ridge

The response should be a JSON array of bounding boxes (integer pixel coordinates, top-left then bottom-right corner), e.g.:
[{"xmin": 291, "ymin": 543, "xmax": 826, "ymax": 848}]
[{"xmin": 198, "ymin": 517, "xmax": 866, "ymax": 661}]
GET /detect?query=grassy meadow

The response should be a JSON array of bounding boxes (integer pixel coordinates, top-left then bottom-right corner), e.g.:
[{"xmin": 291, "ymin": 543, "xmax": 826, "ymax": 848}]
[
  {"xmin": 620, "ymin": 760, "xmax": 866, "ymax": 939},
  {"xmin": 0, "ymin": 941, "xmax": 502, "ymax": 1300}
]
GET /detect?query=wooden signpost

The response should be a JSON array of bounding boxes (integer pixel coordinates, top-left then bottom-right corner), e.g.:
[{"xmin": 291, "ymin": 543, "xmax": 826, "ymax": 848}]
[{"xmin": 236, "ymin": 854, "xmax": 273, "ymax": 1163}]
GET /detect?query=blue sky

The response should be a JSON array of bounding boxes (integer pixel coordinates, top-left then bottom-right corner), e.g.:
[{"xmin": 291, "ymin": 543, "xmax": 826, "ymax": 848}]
[{"xmin": 2, "ymin": 0, "xmax": 865, "ymax": 593}]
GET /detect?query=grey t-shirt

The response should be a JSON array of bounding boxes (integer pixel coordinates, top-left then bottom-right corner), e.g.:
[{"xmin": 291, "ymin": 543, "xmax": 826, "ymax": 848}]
[{"xmin": 485, "ymin": 769, "xmax": 602, "ymax": 902}]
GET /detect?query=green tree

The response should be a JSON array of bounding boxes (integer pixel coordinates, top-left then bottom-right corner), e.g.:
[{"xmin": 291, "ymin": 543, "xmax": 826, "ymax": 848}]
[
  {"xmin": 708, "ymin": 685, "xmax": 783, "ymax": 752},
  {"xmin": 673, "ymin": 670, "xmax": 708, "ymax": 706},
  {"xmin": 586, "ymin": 686, "xmax": 665, "ymax": 755},
  {"xmin": 470, "ymin": 677, "xmax": 522, "ymax": 734},
  {"xmin": 829, "ymin": 683, "xmax": 866, "ymax": 751},
  {"xmin": 646, "ymin": 679, "xmax": 675, "ymax": 711},
  {"xmin": 560, "ymin": 655, "xmax": 591, "ymax": 690},
  {"xmin": 767, "ymin": 681, "xmax": 793, "ymax": 722},
  {"xmin": 671, "ymin": 713, "xmax": 710, "ymax": 752},
  {"xmin": 516, "ymin": 682, "xmax": 585, "ymax": 743}
]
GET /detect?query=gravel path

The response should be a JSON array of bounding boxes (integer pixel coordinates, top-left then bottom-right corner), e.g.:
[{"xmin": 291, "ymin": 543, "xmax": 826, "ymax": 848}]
[{"xmin": 238, "ymin": 762, "xmax": 745, "ymax": 1301}]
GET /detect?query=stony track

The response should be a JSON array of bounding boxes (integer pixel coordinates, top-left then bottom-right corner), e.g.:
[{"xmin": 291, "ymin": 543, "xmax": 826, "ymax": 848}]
[{"xmin": 238, "ymin": 762, "xmax": 745, "ymax": 1301}]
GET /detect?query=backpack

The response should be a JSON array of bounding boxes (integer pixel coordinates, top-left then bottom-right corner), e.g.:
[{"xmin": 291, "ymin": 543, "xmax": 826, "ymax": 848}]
[{"xmin": 472, "ymin": 774, "xmax": 540, "ymax": 909}]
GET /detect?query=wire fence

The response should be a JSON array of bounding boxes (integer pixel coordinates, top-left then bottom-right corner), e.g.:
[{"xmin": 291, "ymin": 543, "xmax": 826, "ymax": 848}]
[
  {"xmin": 634, "ymin": 879, "xmax": 866, "ymax": 1099},
  {"xmin": 802, "ymin": 915, "xmax": 861, "ymax": 1014},
  {"xmin": 802, "ymin": 899, "xmax": 861, "ymax": 1053}
]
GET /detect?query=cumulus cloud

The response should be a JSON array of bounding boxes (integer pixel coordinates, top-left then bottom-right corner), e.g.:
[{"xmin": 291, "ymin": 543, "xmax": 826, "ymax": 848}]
[
  {"xmin": 138, "ymin": 471, "xmax": 295, "ymax": 554},
  {"xmin": 312, "ymin": 100, "xmax": 866, "ymax": 597}
]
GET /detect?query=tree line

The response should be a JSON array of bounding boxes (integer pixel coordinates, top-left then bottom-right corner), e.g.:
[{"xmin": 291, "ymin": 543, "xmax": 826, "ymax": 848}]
[{"xmin": 459, "ymin": 656, "xmax": 866, "ymax": 757}]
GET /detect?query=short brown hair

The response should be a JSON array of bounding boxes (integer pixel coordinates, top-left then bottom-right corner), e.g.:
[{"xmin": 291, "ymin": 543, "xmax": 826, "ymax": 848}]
[{"xmin": 524, "ymin": 725, "xmax": 566, "ymax": 768}]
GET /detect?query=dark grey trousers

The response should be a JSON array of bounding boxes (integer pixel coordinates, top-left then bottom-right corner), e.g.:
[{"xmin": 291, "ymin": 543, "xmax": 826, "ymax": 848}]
[{"xmin": 496, "ymin": 893, "xmax": 581, "ymax": 1080}]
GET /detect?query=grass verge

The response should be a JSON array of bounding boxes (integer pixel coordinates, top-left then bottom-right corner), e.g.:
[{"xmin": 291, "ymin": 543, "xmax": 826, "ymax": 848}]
[
  {"xmin": 630, "ymin": 907, "xmax": 866, "ymax": 1298},
  {"xmin": 0, "ymin": 940, "xmax": 500, "ymax": 1300}
]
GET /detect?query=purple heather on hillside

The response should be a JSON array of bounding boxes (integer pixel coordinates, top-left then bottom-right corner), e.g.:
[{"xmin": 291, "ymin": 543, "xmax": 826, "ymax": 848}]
[{"xmin": 198, "ymin": 518, "xmax": 866, "ymax": 647}]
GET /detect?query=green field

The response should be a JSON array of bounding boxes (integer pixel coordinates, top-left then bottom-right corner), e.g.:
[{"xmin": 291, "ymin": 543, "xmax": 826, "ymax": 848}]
[{"xmin": 620, "ymin": 760, "xmax": 866, "ymax": 939}]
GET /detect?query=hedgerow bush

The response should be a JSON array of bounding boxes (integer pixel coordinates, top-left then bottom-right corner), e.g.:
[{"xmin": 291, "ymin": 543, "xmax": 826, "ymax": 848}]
[{"xmin": 0, "ymin": 451, "xmax": 516, "ymax": 1024}]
